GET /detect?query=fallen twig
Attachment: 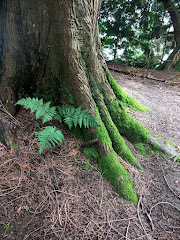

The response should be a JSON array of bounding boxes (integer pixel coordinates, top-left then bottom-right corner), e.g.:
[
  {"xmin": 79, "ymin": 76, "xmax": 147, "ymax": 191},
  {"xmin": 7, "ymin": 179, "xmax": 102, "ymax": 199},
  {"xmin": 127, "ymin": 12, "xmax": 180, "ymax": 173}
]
[
  {"xmin": 137, "ymin": 195, "xmax": 151, "ymax": 240},
  {"xmin": 125, "ymin": 220, "xmax": 130, "ymax": 240},
  {"xmin": 150, "ymin": 201, "xmax": 180, "ymax": 215}
]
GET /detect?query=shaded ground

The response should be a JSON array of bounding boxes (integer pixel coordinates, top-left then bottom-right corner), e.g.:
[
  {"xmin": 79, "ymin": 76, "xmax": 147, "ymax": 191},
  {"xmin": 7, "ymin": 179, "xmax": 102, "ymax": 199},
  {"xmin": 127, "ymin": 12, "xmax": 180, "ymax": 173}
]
[{"xmin": 0, "ymin": 68, "xmax": 180, "ymax": 240}]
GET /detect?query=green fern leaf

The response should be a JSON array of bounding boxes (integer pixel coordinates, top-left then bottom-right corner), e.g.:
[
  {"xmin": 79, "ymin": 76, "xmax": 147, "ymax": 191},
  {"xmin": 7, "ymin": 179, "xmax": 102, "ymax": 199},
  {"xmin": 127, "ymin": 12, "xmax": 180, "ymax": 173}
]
[
  {"xmin": 42, "ymin": 106, "xmax": 57, "ymax": 124},
  {"xmin": 73, "ymin": 114, "xmax": 79, "ymax": 128},
  {"xmin": 64, "ymin": 116, "xmax": 73, "ymax": 129},
  {"xmin": 54, "ymin": 112, "xmax": 62, "ymax": 123},
  {"xmin": 76, "ymin": 105, "xmax": 82, "ymax": 115},
  {"xmin": 30, "ymin": 98, "xmax": 43, "ymax": 112},
  {"xmin": 36, "ymin": 126, "xmax": 64, "ymax": 153},
  {"xmin": 16, "ymin": 97, "xmax": 33, "ymax": 109},
  {"xmin": 78, "ymin": 114, "xmax": 83, "ymax": 128},
  {"xmin": 16, "ymin": 97, "xmax": 56, "ymax": 123}
]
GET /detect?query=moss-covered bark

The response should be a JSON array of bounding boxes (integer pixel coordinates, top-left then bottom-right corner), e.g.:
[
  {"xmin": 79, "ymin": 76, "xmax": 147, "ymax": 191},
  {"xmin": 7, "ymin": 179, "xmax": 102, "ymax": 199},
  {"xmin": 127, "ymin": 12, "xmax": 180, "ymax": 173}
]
[
  {"xmin": 95, "ymin": 108, "xmax": 138, "ymax": 203},
  {"xmin": 0, "ymin": 0, "xmax": 154, "ymax": 203}
]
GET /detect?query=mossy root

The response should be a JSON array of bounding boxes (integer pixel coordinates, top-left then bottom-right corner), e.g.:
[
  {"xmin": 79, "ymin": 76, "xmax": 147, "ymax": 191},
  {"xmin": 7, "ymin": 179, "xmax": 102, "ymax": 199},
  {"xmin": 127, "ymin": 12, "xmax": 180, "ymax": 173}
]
[
  {"xmin": 106, "ymin": 70, "xmax": 150, "ymax": 112},
  {"xmin": 107, "ymin": 99, "xmax": 150, "ymax": 144},
  {"xmin": 95, "ymin": 107, "xmax": 138, "ymax": 204},
  {"xmin": 96, "ymin": 96, "xmax": 143, "ymax": 170}
]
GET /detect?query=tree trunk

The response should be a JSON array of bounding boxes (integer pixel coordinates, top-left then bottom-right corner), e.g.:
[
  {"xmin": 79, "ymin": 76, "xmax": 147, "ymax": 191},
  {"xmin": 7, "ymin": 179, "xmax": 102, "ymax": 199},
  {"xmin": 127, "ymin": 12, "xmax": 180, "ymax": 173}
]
[
  {"xmin": 0, "ymin": 0, "xmax": 168, "ymax": 203},
  {"xmin": 113, "ymin": 41, "xmax": 118, "ymax": 61},
  {"xmin": 159, "ymin": 0, "xmax": 180, "ymax": 69}
]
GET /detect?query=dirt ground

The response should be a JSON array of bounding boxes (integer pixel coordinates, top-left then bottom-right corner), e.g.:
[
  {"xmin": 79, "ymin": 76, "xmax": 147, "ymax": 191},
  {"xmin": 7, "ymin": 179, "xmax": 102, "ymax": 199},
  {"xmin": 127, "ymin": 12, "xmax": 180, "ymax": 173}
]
[
  {"xmin": 111, "ymin": 70, "xmax": 180, "ymax": 146},
  {"xmin": 0, "ymin": 69, "xmax": 180, "ymax": 240}
]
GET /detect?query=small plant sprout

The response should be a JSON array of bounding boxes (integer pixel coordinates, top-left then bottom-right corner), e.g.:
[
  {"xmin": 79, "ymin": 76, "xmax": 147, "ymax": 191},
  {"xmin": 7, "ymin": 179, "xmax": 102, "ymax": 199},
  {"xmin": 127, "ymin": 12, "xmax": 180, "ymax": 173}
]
[{"xmin": 1, "ymin": 223, "xmax": 12, "ymax": 234}]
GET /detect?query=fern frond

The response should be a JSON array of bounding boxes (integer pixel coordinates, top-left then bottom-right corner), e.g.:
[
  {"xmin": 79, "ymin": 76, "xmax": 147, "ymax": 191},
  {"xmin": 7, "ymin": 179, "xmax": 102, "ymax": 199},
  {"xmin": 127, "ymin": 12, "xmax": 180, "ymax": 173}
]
[
  {"xmin": 59, "ymin": 105, "xmax": 101, "ymax": 129},
  {"xmin": 57, "ymin": 105, "xmax": 76, "ymax": 117},
  {"xmin": 16, "ymin": 97, "xmax": 57, "ymax": 123},
  {"xmin": 63, "ymin": 115, "xmax": 74, "ymax": 129},
  {"xmin": 36, "ymin": 126, "xmax": 64, "ymax": 153},
  {"xmin": 54, "ymin": 113, "xmax": 62, "ymax": 123}
]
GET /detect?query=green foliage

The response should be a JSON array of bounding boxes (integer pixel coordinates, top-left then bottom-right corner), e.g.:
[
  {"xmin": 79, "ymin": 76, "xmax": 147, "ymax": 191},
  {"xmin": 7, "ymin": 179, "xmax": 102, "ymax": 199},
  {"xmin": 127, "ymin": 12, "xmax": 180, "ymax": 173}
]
[
  {"xmin": 36, "ymin": 126, "xmax": 64, "ymax": 154},
  {"xmin": 99, "ymin": 0, "xmax": 175, "ymax": 69},
  {"xmin": 56, "ymin": 105, "xmax": 101, "ymax": 129},
  {"xmin": 83, "ymin": 147, "xmax": 99, "ymax": 161},
  {"xmin": 16, "ymin": 97, "xmax": 100, "ymax": 153},
  {"xmin": 16, "ymin": 97, "xmax": 56, "ymax": 124}
]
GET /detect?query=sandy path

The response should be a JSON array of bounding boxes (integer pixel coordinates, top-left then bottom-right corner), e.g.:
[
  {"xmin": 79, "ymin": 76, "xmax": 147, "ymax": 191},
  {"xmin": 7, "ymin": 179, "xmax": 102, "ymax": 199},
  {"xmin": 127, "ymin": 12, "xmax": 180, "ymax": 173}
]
[{"xmin": 111, "ymin": 71, "xmax": 180, "ymax": 146}]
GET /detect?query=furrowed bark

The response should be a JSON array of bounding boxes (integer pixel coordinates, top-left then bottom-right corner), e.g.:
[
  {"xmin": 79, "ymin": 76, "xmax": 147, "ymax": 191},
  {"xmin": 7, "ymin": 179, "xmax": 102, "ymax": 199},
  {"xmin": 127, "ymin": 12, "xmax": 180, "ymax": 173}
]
[{"xmin": 1, "ymin": 0, "xmax": 172, "ymax": 203}]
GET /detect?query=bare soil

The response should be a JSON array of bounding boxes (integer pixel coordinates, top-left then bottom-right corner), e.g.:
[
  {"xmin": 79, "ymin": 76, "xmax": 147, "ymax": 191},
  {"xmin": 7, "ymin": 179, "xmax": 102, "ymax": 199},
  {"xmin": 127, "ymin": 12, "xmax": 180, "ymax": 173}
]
[{"xmin": 0, "ymin": 68, "xmax": 180, "ymax": 240}]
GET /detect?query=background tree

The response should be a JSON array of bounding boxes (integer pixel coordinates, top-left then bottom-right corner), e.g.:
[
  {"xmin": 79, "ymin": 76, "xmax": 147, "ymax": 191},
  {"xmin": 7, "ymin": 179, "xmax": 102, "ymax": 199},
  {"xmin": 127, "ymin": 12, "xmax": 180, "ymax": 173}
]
[
  {"xmin": 0, "ymin": 0, "xmax": 173, "ymax": 204},
  {"xmin": 158, "ymin": 0, "xmax": 180, "ymax": 69},
  {"xmin": 99, "ymin": 0, "xmax": 179, "ymax": 69}
]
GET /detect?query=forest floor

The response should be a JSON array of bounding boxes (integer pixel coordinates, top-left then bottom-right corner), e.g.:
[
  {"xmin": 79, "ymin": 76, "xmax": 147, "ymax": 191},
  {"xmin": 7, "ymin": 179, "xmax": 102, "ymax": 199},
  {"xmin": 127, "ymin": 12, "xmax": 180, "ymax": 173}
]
[{"xmin": 0, "ymin": 68, "xmax": 180, "ymax": 240}]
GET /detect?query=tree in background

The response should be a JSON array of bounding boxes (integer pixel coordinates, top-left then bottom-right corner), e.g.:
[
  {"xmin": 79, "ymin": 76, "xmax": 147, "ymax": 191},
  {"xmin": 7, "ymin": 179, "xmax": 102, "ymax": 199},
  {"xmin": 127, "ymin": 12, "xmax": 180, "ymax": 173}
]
[
  {"xmin": 99, "ymin": 0, "xmax": 180, "ymax": 69},
  {"xmin": 158, "ymin": 0, "xmax": 180, "ymax": 69}
]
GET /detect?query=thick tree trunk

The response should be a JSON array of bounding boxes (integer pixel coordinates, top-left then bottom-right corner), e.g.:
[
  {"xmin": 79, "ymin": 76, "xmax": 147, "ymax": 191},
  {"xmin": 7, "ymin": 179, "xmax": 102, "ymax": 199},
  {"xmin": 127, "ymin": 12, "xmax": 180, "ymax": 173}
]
[
  {"xmin": 159, "ymin": 0, "xmax": 180, "ymax": 69},
  {"xmin": 1, "ymin": 0, "xmax": 175, "ymax": 203}
]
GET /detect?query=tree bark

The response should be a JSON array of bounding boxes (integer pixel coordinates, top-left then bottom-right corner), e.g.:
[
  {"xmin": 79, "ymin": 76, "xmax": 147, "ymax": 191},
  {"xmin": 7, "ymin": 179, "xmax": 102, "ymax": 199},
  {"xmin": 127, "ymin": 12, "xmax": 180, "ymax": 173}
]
[
  {"xmin": 159, "ymin": 0, "xmax": 180, "ymax": 69},
  {"xmin": 1, "ymin": 0, "xmax": 174, "ymax": 203}
]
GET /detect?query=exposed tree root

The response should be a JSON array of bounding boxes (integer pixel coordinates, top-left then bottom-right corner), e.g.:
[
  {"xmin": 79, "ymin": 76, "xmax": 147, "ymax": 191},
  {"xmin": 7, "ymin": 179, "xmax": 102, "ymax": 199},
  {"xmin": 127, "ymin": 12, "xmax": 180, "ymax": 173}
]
[{"xmin": 148, "ymin": 135, "xmax": 178, "ymax": 157}]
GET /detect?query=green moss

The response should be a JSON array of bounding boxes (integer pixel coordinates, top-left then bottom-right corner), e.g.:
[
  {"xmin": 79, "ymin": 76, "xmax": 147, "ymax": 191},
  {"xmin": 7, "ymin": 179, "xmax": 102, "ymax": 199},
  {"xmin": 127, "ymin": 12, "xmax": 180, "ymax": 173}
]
[
  {"xmin": 108, "ymin": 100, "xmax": 150, "ymax": 144},
  {"xmin": 83, "ymin": 147, "xmax": 99, "ymax": 161},
  {"xmin": 134, "ymin": 143, "xmax": 149, "ymax": 156},
  {"xmin": 95, "ymin": 107, "xmax": 112, "ymax": 147},
  {"xmin": 106, "ymin": 70, "xmax": 150, "ymax": 112},
  {"xmin": 151, "ymin": 142, "xmax": 160, "ymax": 151},
  {"xmin": 99, "ymin": 152, "xmax": 138, "ymax": 203},
  {"xmin": 95, "ymin": 107, "xmax": 138, "ymax": 203},
  {"xmin": 164, "ymin": 140, "xmax": 176, "ymax": 148},
  {"xmin": 97, "ymin": 99, "xmax": 142, "ymax": 170},
  {"xmin": 177, "ymin": 154, "xmax": 180, "ymax": 162}
]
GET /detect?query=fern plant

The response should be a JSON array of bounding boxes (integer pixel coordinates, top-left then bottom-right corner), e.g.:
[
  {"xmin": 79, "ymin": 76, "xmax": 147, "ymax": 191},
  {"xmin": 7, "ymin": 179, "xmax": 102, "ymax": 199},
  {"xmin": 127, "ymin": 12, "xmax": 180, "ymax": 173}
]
[{"xmin": 16, "ymin": 97, "xmax": 100, "ymax": 153}]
